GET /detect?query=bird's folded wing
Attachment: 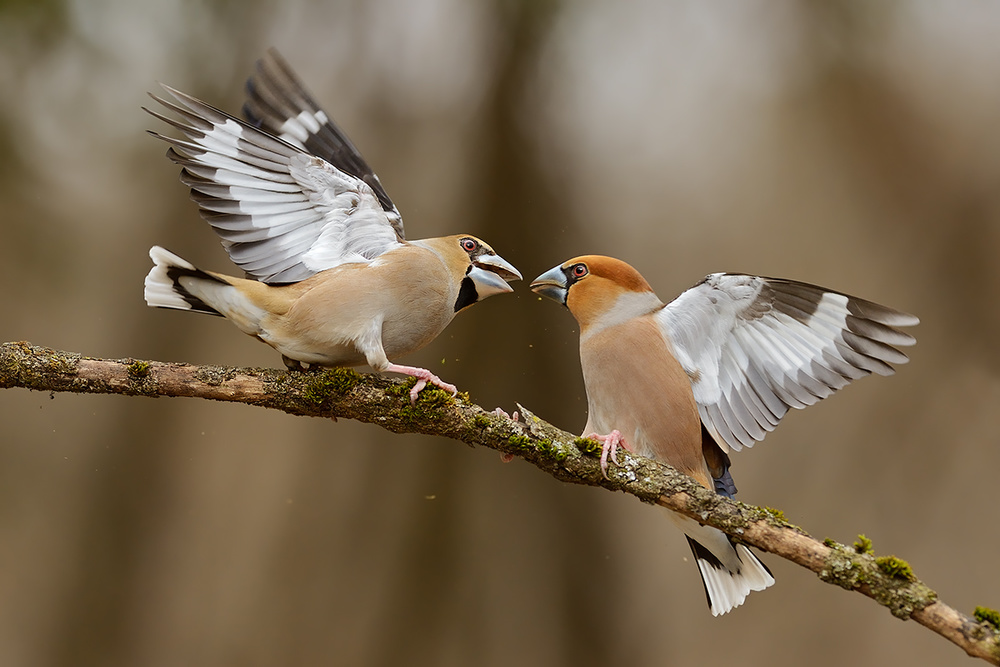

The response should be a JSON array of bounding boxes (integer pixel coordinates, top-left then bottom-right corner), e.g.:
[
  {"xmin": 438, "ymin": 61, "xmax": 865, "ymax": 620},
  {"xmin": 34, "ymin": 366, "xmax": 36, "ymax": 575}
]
[
  {"xmin": 242, "ymin": 48, "xmax": 404, "ymax": 240},
  {"xmin": 145, "ymin": 85, "xmax": 402, "ymax": 284},
  {"xmin": 656, "ymin": 273, "xmax": 918, "ymax": 452}
]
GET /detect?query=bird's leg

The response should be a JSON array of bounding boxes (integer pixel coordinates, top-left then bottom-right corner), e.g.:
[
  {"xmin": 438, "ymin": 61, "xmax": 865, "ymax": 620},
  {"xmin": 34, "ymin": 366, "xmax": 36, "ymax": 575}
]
[
  {"xmin": 282, "ymin": 356, "xmax": 323, "ymax": 372},
  {"xmin": 585, "ymin": 430, "xmax": 632, "ymax": 479},
  {"xmin": 384, "ymin": 363, "xmax": 458, "ymax": 404},
  {"xmin": 282, "ymin": 355, "xmax": 306, "ymax": 371}
]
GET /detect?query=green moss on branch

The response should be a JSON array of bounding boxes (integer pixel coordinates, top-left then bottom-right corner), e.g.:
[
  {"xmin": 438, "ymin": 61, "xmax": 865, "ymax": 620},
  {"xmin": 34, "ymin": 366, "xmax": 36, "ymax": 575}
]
[{"xmin": 2, "ymin": 341, "xmax": 998, "ymax": 665}]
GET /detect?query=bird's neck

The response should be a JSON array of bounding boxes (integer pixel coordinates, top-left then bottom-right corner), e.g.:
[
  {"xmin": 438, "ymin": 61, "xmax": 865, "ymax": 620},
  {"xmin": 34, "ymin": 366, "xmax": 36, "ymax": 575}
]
[{"xmin": 578, "ymin": 290, "xmax": 664, "ymax": 339}]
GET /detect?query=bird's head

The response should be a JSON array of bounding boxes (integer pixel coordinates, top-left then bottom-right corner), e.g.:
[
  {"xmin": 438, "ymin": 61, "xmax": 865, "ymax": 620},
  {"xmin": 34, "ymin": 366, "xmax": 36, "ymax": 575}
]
[
  {"xmin": 531, "ymin": 255, "xmax": 661, "ymax": 331},
  {"xmin": 429, "ymin": 235, "xmax": 521, "ymax": 312}
]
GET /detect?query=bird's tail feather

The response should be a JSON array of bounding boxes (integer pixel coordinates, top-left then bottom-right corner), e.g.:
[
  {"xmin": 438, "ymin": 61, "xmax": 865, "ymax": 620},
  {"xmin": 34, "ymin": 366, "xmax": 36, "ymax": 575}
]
[
  {"xmin": 144, "ymin": 246, "xmax": 225, "ymax": 316},
  {"xmin": 668, "ymin": 511, "xmax": 774, "ymax": 616},
  {"xmin": 686, "ymin": 536, "xmax": 774, "ymax": 616}
]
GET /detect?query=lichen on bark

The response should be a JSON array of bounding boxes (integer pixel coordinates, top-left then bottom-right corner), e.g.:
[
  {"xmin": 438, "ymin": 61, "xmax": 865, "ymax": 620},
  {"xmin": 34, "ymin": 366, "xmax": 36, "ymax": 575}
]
[{"xmin": 1, "ymin": 341, "xmax": 998, "ymax": 665}]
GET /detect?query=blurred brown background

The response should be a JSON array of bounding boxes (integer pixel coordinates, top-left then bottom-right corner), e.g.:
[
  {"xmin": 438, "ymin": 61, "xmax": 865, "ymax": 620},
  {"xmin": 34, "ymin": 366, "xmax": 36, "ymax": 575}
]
[{"xmin": 2, "ymin": 1, "xmax": 999, "ymax": 665}]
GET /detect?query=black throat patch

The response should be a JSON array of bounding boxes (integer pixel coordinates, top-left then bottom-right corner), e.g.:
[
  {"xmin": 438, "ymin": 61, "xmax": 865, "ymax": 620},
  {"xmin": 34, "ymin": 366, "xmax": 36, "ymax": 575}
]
[{"xmin": 454, "ymin": 276, "xmax": 478, "ymax": 312}]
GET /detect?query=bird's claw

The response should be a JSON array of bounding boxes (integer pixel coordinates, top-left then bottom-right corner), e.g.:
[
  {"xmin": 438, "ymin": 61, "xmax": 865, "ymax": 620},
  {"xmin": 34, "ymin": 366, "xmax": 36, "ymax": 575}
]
[
  {"xmin": 492, "ymin": 407, "xmax": 519, "ymax": 423},
  {"xmin": 492, "ymin": 408, "xmax": 520, "ymax": 462},
  {"xmin": 585, "ymin": 430, "xmax": 631, "ymax": 479},
  {"xmin": 407, "ymin": 375, "xmax": 458, "ymax": 404},
  {"xmin": 282, "ymin": 356, "xmax": 308, "ymax": 371},
  {"xmin": 385, "ymin": 363, "xmax": 458, "ymax": 404}
]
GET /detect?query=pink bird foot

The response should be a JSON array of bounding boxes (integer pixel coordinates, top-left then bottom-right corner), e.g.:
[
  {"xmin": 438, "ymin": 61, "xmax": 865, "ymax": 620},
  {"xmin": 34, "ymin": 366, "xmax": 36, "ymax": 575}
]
[
  {"xmin": 492, "ymin": 407, "xmax": 519, "ymax": 423},
  {"xmin": 585, "ymin": 429, "xmax": 632, "ymax": 479},
  {"xmin": 492, "ymin": 408, "xmax": 520, "ymax": 462},
  {"xmin": 385, "ymin": 363, "xmax": 458, "ymax": 404}
]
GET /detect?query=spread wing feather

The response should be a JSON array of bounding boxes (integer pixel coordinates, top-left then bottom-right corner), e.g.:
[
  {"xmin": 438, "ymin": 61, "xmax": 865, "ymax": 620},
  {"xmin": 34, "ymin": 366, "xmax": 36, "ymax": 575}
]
[
  {"xmin": 145, "ymin": 84, "xmax": 402, "ymax": 284},
  {"xmin": 242, "ymin": 48, "xmax": 404, "ymax": 239},
  {"xmin": 658, "ymin": 273, "xmax": 918, "ymax": 452}
]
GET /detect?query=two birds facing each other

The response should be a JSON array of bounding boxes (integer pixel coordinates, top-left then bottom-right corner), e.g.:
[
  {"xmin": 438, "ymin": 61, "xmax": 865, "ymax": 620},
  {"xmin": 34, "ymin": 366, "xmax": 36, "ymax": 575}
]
[{"xmin": 143, "ymin": 49, "xmax": 919, "ymax": 617}]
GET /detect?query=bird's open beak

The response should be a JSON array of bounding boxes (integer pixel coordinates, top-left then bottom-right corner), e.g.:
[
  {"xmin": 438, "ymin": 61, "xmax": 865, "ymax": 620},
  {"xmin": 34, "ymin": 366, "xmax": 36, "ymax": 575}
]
[
  {"xmin": 470, "ymin": 254, "xmax": 521, "ymax": 298},
  {"xmin": 474, "ymin": 254, "xmax": 521, "ymax": 284},
  {"xmin": 530, "ymin": 265, "xmax": 568, "ymax": 304}
]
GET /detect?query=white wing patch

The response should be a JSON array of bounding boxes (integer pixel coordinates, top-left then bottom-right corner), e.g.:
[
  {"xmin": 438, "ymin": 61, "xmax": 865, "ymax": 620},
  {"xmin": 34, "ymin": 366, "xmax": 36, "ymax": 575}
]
[
  {"xmin": 242, "ymin": 48, "xmax": 404, "ymax": 240},
  {"xmin": 277, "ymin": 110, "xmax": 329, "ymax": 146},
  {"xmin": 657, "ymin": 273, "xmax": 918, "ymax": 452},
  {"xmin": 145, "ymin": 85, "xmax": 403, "ymax": 284}
]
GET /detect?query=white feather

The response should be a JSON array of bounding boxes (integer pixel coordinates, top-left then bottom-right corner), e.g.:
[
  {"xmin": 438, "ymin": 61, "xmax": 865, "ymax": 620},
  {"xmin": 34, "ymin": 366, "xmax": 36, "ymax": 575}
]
[
  {"xmin": 656, "ymin": 274, "xmax": 917, "ymax": 453},
  {"xmin": 148, "ymin": 85, "xmax": 403, "ymax": 285},
  {"xmin": 144, "ymin": 246, "xmax": 195, "ymax": 310},
  {"xmin": 668, "ymin": 512, "xmax": 775, "ymax": 616}
]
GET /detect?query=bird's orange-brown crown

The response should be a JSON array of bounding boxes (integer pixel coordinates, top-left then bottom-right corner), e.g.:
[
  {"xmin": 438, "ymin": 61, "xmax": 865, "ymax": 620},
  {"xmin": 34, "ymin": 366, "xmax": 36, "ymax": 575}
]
[
  {"xmin": 565, "ymin": 256, "xmax": 654, "ymax": 293},
  {"xmin": 561, "ymin": 255, "xmax": 659, "ymax": 330}
]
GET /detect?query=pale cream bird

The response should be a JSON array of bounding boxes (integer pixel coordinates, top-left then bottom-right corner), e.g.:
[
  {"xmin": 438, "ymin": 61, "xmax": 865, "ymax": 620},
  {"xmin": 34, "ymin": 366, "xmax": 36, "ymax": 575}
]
[
  {"xmin": 531, "ymin": 256, "xmax": 917, "ymax": 616},
  {"xmin": 143, "ymin": 50, "xmax": 520, "ymax": 401}
]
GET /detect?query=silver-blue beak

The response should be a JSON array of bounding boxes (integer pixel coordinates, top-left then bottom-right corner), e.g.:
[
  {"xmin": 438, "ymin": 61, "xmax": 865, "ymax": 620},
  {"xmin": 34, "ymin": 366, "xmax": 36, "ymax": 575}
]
[
  {"xmin": 474, "ymin": 253, "xmax": 521, "ymax": 284},
  {"xmin": 530, "ymin": 265, "xmax": 568, "ymax": 304},
  {"xmin": 468, "ymin": 253, "xmax": 521, "ymax": 301}
]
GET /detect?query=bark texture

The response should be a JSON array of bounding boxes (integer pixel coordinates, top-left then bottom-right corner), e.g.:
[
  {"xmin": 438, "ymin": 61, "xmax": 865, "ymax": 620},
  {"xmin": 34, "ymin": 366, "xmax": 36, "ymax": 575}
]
[{"xmin": 2, "ymin": 341, "xmax": 998, "ymax": 664}]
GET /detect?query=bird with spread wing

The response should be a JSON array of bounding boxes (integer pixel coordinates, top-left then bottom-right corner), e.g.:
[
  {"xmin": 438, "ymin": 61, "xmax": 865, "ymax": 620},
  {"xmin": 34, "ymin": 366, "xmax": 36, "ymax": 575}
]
[
  {"xmin": 144, "ymin": 50, "xmax": 520, "ymax": 402},
  {"xmin": 532, "ymin": 256, "xmax": 917, "ymax": 615}
]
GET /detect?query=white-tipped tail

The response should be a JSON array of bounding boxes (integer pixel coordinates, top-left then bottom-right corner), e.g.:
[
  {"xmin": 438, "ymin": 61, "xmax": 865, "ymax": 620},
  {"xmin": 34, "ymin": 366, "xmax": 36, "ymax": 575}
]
[
  {"xmin": 145, "ymin": 246, "xmax": 199, "ymax": 311},
  {"xmin": 144, "ymin": 246, "xmax": 225, "ymax": 315},
  {"xmin": 669, "ymin": 512, "xmax": 775, "ymax": 616},
  {"xmin": 143, "ymin": 245, "xmax": 273, "ymax": 338},
  {"xmin": 691, "ymin": 540, "xmax": 774, "ymax": 616}
]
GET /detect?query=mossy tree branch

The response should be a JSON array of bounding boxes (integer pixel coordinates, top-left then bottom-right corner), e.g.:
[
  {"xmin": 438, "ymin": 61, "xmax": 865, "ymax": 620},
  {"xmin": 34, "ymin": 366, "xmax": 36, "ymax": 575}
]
[{"xmin": 2, "ymin": 341, "xmax": 998, "ymax": 664}]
